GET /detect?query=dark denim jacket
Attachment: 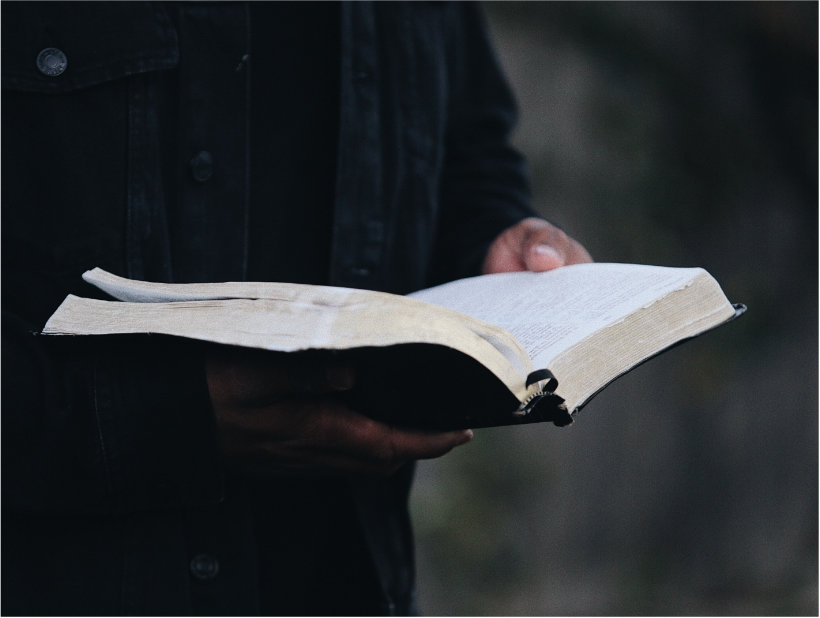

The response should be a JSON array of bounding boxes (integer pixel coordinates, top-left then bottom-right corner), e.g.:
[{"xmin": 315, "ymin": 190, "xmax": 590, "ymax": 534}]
[{"xmin": 2, "ymin": 2, "xmax": 534, "ymax": 615}]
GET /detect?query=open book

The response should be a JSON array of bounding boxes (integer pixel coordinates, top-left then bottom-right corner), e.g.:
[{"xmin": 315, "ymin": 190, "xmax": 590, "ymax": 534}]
[{"xmin": 42, "ymin": 264, "xmax": 744, "ymax": 429}]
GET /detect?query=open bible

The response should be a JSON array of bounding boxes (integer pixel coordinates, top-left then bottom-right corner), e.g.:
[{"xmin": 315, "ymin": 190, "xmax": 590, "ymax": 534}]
[{"xmin": 42, "ymin": 264, "xmax": 745, "ymax": 429}]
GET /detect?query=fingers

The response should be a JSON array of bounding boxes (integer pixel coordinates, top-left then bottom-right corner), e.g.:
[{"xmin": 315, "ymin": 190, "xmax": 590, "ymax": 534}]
[
  {"xmin": 208, "ymin": 347, "xmax": 475, "ymax": 477},
  {"xmin": 332, "ymin": 408, "xmax": 474, "ymax": 467},
  {"xmin": 284, "ymin": 403, "xmax": 474, "ymax": 476},
  {"xmin": 520, "ymin": 218, "xmax": 592, "ymax": 271},
  {"xmin": 217, "ymin": 396, "xmax": 474, "ymax": 478},
  {"xmin": 483, "ymin": 217, "xmax": 593, "ymax": 274}
]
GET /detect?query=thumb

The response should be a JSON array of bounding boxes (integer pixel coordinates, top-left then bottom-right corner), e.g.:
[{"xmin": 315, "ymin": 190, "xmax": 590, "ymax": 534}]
[{"xmin": 524, "ymin": 243, "xmax": 565, "ymax": 272}]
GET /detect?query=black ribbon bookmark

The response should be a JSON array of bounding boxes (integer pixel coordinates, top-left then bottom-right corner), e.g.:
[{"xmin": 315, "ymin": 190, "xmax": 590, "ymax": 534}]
[
  {"xmin": 521, "ymin": 369, "xmax": 572, "ymax": 427},
  {"xmin": 526, "ymin": 368, "xmax": 558, "ymax": 392}
]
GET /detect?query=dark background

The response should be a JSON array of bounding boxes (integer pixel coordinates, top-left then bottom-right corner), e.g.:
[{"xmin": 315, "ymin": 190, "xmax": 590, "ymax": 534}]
[{"xmin": 411, "ymin": 2, "xmax": 818, "ymax": 615}]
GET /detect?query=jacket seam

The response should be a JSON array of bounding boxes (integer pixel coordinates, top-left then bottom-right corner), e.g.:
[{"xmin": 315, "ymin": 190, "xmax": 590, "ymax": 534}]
[{"xmin": 92, "ymin": 362, "xmax": 115, "ymax": 499}]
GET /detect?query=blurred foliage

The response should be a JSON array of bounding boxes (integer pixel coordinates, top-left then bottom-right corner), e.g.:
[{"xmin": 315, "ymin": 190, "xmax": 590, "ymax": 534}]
[{"xmin": 412, "ymin": 2, "xmax": 817, "ymax": 615}]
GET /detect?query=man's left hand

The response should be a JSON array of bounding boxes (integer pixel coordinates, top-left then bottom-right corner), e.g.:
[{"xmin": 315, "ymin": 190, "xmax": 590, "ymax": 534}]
[{"xmin": 482, "ymin": 217, "xmax": 593, "ymax": 274}]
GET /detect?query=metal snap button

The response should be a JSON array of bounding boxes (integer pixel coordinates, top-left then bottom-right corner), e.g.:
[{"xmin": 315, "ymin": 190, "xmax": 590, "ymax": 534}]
[
  {"xmin": 36, "ymin": 48, "xmax": 68, "ymax": 77},
  {"xmin": 189, "ymin": 553, "xmax": 220, "ymax": 580}
]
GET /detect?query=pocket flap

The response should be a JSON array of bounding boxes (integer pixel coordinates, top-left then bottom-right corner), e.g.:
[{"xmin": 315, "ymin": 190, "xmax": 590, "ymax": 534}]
[{"xmin": 2, "ymin": 2, "xmax": 178, "ymax": 93}]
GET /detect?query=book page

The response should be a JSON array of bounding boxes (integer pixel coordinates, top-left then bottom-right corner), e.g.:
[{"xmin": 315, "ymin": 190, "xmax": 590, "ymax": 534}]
[
  {"xmin": 410, "ymin": 263, "xmax": 709, "ymax": 369},
  {"xmin": 45, "ymin": 283, "xmax": 534, "ymax": 401},
  {"xmin": 82, "ymin": 267, "xmax": 359, "ymax": 304}
]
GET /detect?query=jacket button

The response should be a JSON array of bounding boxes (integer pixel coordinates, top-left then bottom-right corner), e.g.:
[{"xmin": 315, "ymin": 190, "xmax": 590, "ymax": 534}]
[
  {"xmin": 190, "ymin": 150, "xmax": 214, "ymax": 182},
  {"xmin": 36, "ymin": 48, "xmax": 67, "ymax": 77},
  {"xmin": 189, "ymin": 554, "xmax": 220, "ymax": 580},
  {"xmin": 350, "ymin": 266, "xmax": 371, "ymax": 277}
]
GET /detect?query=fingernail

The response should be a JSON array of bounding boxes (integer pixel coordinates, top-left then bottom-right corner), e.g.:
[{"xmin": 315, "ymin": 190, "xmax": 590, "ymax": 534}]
[
  {"xmin": 533, "ymin": 244, "xmax": 561, "ymax": 259},
  {"xmin": 529, "ymin": 244, "xmax": 564, "ymax": 271}
]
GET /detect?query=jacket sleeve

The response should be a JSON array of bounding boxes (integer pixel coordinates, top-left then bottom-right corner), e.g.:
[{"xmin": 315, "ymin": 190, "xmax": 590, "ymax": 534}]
[
  {"xmin": 2, "ymin": 308, "xmax": 225, "ymax": 515},
  {"xmin": 430, "ymin": 2, "xmax": 539, "ymax": 284}
]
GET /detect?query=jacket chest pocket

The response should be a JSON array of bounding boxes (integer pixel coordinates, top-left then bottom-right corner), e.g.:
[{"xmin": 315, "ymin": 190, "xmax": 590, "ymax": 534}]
[
  {"xmin": 2, "ymin": 2, "xmax": 178, "ymax": 94},
  {"xmin": 2, "ymin": 2, "xmax": 180, "ymax": 308}
]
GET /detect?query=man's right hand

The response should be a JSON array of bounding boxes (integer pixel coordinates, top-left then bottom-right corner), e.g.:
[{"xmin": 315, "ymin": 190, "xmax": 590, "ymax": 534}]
[{"xmin": 206, "ymin": 348, "xmax": 473, "ymax": 478}]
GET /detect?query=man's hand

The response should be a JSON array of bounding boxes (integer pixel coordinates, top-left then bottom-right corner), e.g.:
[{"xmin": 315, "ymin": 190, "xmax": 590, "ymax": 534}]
[
  {"xmin": 207, "ymin": 348, "xmax": 473, "ymax": 477},
  {"xmin": 482, "ymin": 217, "xmax": 593, "ymax": 274}
]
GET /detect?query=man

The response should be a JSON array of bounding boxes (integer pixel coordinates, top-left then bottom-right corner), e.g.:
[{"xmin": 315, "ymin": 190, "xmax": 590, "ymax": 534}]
[{"xmin": 1, "ymin": 2, "xmax": 590, "ymax": 615}]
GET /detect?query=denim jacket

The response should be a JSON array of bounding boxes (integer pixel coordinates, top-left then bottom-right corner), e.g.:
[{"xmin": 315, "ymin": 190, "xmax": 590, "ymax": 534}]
[{"xmin": 2, "ymin": 2, "xmax": 534, "ymax": 614}]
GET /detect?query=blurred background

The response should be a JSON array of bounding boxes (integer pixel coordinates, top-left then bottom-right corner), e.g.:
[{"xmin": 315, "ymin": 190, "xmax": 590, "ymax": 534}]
[{"xmin": 411, "ymin": 2, "xmax": 817, "ymax": 615}]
